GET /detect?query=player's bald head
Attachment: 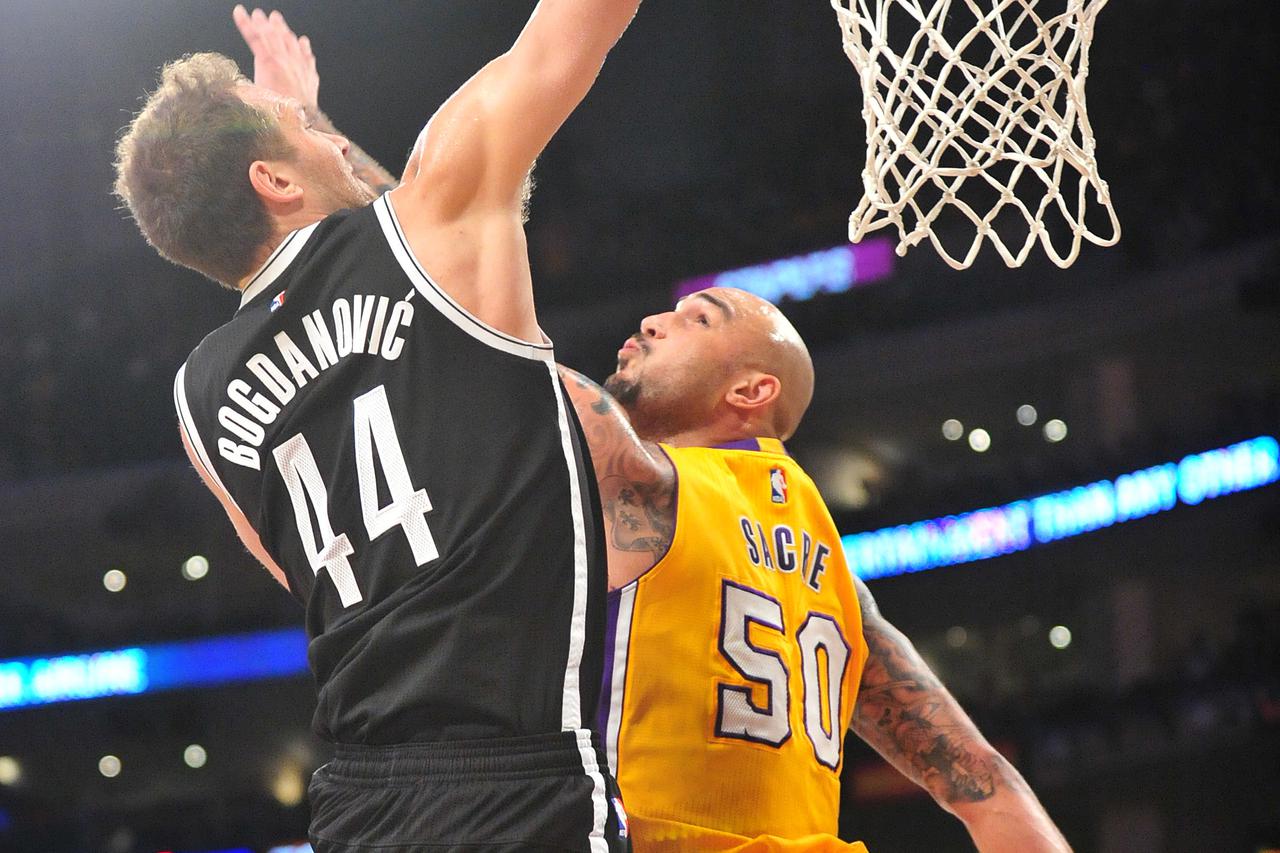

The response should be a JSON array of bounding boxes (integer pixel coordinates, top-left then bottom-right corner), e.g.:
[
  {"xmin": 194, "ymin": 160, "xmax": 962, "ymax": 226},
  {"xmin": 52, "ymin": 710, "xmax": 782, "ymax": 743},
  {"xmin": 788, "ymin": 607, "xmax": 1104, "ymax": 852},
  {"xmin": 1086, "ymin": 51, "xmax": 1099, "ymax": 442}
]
[
  {"xmin": 704, "ymin": 288, "xmax": 814, "ymax": 440},
  {"xmin": 606, "ymin": 286, "xmax": 815, "ymax": 443}
]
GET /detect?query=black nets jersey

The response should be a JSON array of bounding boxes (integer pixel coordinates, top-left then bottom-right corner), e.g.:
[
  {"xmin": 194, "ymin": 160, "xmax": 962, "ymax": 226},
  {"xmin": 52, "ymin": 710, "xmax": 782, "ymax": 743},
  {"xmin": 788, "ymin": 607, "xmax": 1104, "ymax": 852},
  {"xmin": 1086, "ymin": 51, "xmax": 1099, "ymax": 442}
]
[{"xmin": 175, "ymin": 195, "xmax": 607, "ymax": 747}]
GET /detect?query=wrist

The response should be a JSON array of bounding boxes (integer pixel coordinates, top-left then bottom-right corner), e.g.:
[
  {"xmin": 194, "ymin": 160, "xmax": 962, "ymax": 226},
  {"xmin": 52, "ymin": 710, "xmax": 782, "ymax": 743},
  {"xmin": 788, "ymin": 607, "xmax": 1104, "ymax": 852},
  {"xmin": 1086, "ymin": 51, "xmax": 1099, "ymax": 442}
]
[{"xmin": 951, "ymin": 787, "xmax": 1070, "ymax": 853}]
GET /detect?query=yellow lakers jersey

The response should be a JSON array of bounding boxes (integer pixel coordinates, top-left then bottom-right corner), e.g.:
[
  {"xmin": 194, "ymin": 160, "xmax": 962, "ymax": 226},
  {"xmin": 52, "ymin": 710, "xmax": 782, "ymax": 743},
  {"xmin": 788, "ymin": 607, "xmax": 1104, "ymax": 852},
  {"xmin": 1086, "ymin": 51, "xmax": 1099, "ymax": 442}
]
[{"xmin": 599, "ymin": 439, "xmax": 869, "ymax": 850}]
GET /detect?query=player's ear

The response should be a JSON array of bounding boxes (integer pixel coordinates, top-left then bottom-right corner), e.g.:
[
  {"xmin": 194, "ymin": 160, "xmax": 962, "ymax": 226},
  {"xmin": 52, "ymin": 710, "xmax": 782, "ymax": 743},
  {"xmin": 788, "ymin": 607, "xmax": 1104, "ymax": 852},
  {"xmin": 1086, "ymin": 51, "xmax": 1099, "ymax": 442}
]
[
  {"xmin": 248, "ymin": 159, "xmax": 304, "ymax": 208},
  {"xmin": 725, "ymin": 372, "xmax": 780, "ymax": 413}
]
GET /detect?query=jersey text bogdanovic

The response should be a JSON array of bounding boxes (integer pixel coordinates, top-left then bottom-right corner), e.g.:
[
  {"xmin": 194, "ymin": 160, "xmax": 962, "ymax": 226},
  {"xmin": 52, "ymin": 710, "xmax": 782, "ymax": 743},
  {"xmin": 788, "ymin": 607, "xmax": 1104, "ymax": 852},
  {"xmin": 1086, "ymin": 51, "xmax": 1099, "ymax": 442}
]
[{"xmin": 215, "ymin": 292, "xmax": 416, "ymax": 470}]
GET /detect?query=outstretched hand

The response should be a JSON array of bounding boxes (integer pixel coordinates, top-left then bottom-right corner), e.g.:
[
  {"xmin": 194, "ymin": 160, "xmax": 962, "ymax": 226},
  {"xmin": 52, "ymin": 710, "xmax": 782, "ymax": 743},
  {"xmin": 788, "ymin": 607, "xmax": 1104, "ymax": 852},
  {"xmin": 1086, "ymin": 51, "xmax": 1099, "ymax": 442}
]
[
  {"xmin": 234, "ymin": 4, "xmax": 398, "ymax": 194},
  {"xmin": 233, "ymin": 5, "xmax": 320, "ymax": 112}
]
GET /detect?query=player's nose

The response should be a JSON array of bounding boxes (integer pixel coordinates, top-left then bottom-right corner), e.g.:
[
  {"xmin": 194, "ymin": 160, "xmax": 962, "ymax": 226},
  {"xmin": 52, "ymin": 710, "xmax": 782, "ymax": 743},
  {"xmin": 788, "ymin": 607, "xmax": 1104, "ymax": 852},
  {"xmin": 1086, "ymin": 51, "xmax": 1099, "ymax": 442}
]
[
  {"xmin": 325, "ymin": 130, "xmax": 351, "ymax": 157},
  {"xmin": 639, "ymin": 313, "xmax": 666, "ymax": 338}
]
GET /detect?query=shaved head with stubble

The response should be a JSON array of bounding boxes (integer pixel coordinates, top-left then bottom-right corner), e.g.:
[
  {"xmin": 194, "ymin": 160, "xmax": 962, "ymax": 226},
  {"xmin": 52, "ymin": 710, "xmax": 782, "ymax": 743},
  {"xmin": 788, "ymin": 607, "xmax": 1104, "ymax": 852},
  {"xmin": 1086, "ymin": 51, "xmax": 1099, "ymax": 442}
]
[{"xmin": 605, "ymin": 287, "xmax": 815, "ymax": 446}]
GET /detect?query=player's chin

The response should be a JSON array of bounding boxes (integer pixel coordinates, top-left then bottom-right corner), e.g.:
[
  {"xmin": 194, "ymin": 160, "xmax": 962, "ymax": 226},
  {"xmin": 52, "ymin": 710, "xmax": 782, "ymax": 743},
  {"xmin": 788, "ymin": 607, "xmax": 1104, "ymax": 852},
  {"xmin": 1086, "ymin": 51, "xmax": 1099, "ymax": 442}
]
[{"xmin": 353, "ymin": 178, "xmax": 380, "ymax": 205}]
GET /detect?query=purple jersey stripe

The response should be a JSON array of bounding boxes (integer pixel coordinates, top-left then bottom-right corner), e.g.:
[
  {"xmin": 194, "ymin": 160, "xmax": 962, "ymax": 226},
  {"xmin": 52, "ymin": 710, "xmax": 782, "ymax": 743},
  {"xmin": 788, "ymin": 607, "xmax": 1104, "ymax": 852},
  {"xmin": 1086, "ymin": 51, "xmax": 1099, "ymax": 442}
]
[
  {"xmin": 714, "ymin": 438, "xmax": 763, "ymax": 452},
  {"xmin": 596, "ymin": 590, "xmax": 622, "ymax": 738}
]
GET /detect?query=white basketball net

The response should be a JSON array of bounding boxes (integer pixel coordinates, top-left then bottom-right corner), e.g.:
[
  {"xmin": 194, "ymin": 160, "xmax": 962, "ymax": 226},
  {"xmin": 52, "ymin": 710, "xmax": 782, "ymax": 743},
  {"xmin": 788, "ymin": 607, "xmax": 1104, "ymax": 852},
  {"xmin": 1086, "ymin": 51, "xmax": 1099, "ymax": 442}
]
[{"xmin": 831, "ymin": 0, "xmax": 1120, "ymax": 269}]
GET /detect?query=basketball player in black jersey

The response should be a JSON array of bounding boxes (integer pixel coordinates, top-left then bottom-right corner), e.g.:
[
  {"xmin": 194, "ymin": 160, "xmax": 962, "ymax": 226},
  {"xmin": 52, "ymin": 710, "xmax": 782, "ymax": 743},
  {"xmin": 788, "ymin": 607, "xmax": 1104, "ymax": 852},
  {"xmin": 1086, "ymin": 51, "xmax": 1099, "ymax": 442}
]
[{"xmin": 114, "ymin": 4, "xmax": 641, "ymax": 851}]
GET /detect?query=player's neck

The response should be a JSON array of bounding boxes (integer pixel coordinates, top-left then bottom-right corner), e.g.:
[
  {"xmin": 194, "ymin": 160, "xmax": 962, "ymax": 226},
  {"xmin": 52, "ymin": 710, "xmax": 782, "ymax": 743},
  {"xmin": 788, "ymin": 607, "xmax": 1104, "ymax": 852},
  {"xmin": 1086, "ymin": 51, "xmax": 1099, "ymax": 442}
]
[
  {"xmin": 661, "ymin": 418, "xmax": 777, "ymax": 449},
  {"xmin": 235, "ymin": 215, "xmax": 326, "ymax": 292}
]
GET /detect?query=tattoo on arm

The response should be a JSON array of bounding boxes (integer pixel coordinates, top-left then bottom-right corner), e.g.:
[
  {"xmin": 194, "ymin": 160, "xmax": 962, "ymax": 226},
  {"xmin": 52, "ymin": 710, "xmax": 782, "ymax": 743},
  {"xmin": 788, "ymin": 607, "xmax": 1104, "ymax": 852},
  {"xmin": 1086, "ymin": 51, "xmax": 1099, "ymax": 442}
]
[
  {"xmin": 559, "ymin": 366, "xmax": 676, "ymax": 563},
  {"xmin": 308, "ymin": 108, "xmax": 399, "ymax": 194},
  {"xmin": 851, "ymin": 578, "xmax": 1024, "ymax": 807},
  {"xmin": 602, "ymin": 475, "xmax": 674, "ymax": 557}
]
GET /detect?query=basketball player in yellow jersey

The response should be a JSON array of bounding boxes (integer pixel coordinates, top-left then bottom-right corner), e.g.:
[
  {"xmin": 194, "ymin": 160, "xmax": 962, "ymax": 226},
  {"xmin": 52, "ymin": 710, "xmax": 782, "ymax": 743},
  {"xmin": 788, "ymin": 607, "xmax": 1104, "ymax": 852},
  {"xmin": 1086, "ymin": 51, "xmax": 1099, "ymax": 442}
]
[{"xmin": 559, "ymin": 287, "xmax": 1070, "ymax": 852}]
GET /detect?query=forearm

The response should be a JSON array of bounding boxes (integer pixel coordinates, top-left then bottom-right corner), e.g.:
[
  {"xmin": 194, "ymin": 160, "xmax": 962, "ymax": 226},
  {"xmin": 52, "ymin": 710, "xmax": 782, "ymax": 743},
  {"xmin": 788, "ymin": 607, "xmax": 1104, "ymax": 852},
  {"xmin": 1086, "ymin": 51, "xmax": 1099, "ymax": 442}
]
[
  {"xmin": 307, "ymin": 107, "xmax": 398, "ymax": 194},
  {"xmin": 411, "ymin": 0, "xmax": 642, "ymax": 203},
  {"xmin": 851, "ymin": 579, "xmax": 1069, "ymax": 851},
  {"xmin": 850, "ymin": 631, "xmax": 1008, "ymax": 811},
  {"xmin": 853, "ymin": 666, "xmax": 1068, "ymax": 852},
  {"xmin": 514, "ymin": 0, "xmax": 642, "ymax": 73},
  {"xmin": 952, "ymin": 769, "xmax": 1072, "ymax": 853}
]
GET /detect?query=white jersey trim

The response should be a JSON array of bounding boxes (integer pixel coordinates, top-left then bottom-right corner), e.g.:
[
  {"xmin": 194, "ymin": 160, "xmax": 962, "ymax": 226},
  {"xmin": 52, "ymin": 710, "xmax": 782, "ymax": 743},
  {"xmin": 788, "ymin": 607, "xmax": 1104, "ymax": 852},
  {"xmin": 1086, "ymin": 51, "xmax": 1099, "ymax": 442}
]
[
  {"xmin": 575, "ymin": 728, "xmax": 610, "ymax": 852},
  {"xmin": 173, "ymin": 363, "xmax": 243, "ymax": 516},
  {"xmin": 605, "ymin": 582, "xmax": 637, "ymax": 778},
  {"xmin": 544, "ymin": 359, "xmax": 607, "ymax": 847},
  {"xmin": 373, "ymin": 194, "xmax": 555, "ymax": 362},
  {"xmin": 238, "ymin": 221, "xmax": 321, "ymax": 308},
  {"xmin": 547, "ymin": 359, "xmax": 591, "ymax": 731}
]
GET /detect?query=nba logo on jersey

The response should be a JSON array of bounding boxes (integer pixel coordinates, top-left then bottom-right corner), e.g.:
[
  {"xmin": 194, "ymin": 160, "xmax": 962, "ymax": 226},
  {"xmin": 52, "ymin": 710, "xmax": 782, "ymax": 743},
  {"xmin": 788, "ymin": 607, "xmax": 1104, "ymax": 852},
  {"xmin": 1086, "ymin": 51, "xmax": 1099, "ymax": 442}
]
[
  {"xmin": 770, "ymin": 467, "xmax": 788, "ymax": 504},
  {"xmin": 270, "ymin": 290, "xmax": 287, "ymax": 312},
  {"xmin": 612, "ymin": 797, "xmax": 629, "ymax": 838}
]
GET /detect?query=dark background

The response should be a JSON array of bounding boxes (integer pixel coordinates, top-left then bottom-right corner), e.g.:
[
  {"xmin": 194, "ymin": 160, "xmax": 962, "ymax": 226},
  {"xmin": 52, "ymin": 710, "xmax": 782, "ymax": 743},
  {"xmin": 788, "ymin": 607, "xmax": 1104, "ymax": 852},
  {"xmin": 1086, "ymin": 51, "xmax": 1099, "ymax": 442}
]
[{"xmin": 0, "ymin": 1, "xmax": 1277, "ymax": 851}]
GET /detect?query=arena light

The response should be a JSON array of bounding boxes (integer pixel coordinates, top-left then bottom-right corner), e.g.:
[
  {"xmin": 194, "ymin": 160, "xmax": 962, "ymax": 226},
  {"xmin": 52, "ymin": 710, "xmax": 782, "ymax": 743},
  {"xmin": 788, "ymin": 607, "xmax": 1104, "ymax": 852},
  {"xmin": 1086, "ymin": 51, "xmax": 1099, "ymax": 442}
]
[
  {"xmin": 1044, "ymin": 418, "xmax": 1068, "ymax": 442},
  {"xmin": 844, "ymin": 435, "xmax": 1280, "ymax": 580},
  {"xmin": 0, "ymin": 627, "xmax": 307, "ymax": 712},
  {"xmin": 272, "ymin": 764, "xmax": 306, "ymax": 807},
  {"xmin": 672, "ymin": 238, "xmax": 895, "ymax": 303},
  {"xmin": 967, "ymin": 428, "xmax": 991, "ymax": 453},
  {"xmin": 182, "ymin": 555, "xmax": 210, "ymax": 581},
  {"xmin": 183, "ymin": 744, "xmax": 208, "ymax": 769}
]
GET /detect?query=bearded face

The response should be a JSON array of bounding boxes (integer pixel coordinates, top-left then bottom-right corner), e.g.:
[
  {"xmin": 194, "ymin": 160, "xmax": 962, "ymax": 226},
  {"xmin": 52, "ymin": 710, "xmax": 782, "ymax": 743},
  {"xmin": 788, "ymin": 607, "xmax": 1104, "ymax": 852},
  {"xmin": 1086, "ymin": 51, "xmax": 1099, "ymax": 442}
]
[
  {"xmin": 605, "ymin": 338, "xmax": 731, "ymax": 442},
  {"xmin": 603, "ymin": 372, "xmax": 640, "ymax": 406},
  {"xmin": 606, "ymin": 288, "xmax": 814, "ymax": 444}
]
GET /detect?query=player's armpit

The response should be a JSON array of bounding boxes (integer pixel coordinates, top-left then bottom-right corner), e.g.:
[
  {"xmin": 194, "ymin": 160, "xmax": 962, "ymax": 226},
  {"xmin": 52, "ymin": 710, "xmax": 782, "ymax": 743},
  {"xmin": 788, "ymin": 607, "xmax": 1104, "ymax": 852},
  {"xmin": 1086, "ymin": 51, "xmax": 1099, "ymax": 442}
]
[
  {"xmin": 557, "ymin": 365, "xmax": 675, "ymax": 590},
  {"xmin": 849, "ymin": 577, "xmax": 1070, "ymax": 852},
  {"xmin": 178, "ymin": 421, "xmax": 292, "ymax": 595}
]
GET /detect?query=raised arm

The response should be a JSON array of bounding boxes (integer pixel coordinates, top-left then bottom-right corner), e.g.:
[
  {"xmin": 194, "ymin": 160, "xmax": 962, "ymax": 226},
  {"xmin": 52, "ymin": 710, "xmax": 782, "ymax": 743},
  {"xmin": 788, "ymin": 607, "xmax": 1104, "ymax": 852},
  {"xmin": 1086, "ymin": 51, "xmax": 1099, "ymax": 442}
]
[
  {"xmin": 400, "ymin": 0, "xmax": 640, "ymax": 216},
  {"xmin": 558, "ymin": 366, "xmax": 675, "ymax": 590},
  {"xmin": 391, "ymin": 0, "xmax": 642, "ymax": 341},
  {"xmin": 233, "ymin": 6, "xmax": 397, "ymax": 193},
  {"xmin": 851, "ymin": 577, "xmax": 1071, "ymax": 853}
]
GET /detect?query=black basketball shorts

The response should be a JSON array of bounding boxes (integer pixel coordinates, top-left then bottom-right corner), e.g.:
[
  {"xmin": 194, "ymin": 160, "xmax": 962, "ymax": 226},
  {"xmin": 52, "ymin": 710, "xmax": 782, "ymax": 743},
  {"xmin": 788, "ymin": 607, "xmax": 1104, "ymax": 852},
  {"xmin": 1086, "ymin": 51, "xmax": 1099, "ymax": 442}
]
[{"xmin": 308, "ymin": 730, "xmax": 631, "ymax": 852}]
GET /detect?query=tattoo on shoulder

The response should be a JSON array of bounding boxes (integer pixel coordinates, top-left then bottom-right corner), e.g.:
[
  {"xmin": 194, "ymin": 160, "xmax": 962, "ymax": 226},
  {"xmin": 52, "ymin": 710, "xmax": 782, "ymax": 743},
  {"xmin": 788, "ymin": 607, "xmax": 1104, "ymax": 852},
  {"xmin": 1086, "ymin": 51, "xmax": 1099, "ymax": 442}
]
[{"xmin": 590, "ymin": 392, "xmax": 613, "ymax": 416}]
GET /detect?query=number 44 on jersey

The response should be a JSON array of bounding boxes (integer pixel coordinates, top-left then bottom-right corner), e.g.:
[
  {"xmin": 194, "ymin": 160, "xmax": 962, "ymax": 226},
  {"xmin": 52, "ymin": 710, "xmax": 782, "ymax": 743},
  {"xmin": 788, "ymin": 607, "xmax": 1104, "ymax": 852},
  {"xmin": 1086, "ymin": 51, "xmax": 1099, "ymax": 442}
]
[{"xmin": 272, "ymin": 384, "xmax": 438, "ymax": 607}]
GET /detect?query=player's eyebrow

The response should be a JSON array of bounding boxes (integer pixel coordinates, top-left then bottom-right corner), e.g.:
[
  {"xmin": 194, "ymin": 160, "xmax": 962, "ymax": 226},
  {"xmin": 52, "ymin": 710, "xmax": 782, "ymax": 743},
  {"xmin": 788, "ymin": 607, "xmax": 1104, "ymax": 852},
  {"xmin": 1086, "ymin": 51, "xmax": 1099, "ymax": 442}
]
[{"xmin": 687, "ymin": 291, "xmax": 732, "ymax": 320}]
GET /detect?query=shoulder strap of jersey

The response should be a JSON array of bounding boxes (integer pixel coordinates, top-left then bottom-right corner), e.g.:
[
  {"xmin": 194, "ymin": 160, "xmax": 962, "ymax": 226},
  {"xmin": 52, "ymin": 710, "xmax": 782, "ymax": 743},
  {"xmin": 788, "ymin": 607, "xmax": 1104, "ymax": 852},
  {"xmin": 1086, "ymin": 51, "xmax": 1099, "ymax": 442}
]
[{"xmin": 371, "ymin": 193, "xmax": 556, "ymax": 362}]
